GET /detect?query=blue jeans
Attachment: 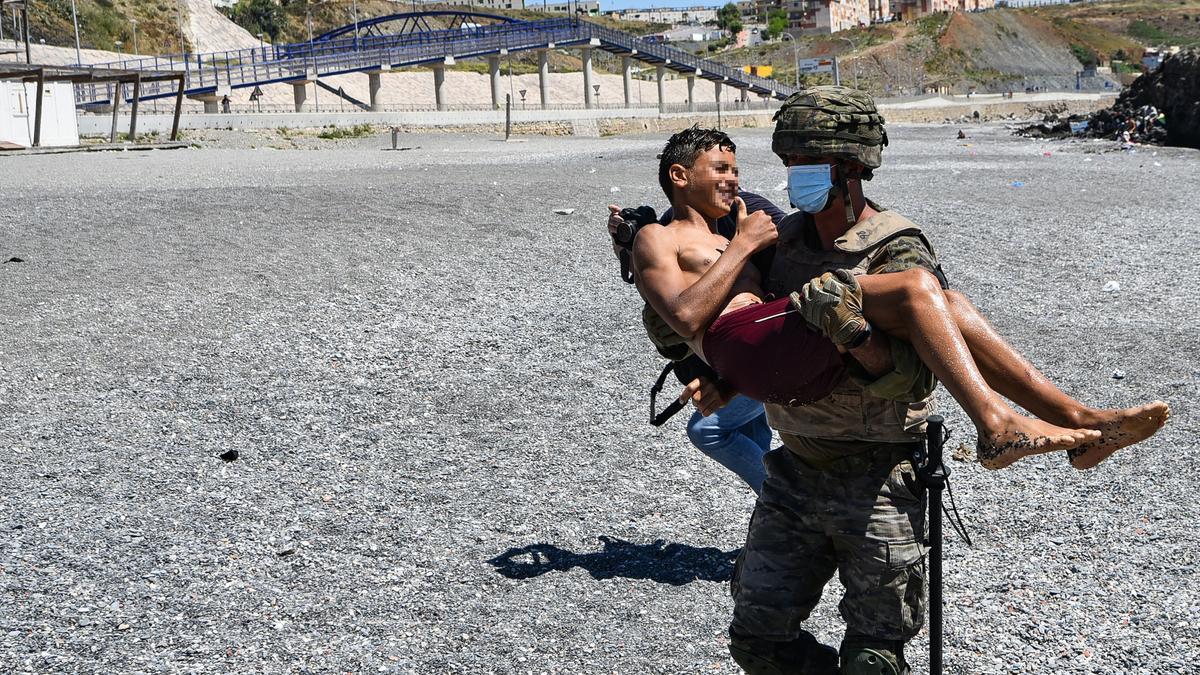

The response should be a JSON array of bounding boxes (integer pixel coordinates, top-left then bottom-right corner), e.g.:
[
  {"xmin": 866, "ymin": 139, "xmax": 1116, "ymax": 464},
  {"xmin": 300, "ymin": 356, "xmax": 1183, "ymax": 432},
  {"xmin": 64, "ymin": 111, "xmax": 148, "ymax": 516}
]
[{"xmin": 686, "ymin": 395, "xmax": 772, "ymax": 495}]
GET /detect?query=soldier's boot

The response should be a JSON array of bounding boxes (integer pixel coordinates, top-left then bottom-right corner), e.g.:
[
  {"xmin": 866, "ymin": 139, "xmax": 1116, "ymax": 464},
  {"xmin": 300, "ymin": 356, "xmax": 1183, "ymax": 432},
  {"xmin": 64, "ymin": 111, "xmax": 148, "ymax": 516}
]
[
  {"xmin": 729, "ymin": 628, "xmax": 839, "ymax": 675},
  {"xmin": 789, "ymin": 269, "xmax": 871, "ymax": 348},
  {"xmin": 839, "ymin": 639, "xmax": 909, "ymax": 675}
]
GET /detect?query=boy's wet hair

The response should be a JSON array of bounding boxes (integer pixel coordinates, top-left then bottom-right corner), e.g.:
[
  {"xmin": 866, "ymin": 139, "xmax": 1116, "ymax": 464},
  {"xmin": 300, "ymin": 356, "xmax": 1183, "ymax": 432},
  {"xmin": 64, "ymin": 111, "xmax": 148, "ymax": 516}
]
[{"xmin": 658, "ymin": 125, "xmax": 736, "ymax": 201}]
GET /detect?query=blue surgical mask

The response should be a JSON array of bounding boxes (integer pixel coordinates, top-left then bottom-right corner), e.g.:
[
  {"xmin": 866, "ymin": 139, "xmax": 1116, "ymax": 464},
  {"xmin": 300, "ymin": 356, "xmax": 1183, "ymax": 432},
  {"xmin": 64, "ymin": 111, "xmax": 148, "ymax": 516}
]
[{"xmin": 787, "ymin": 165, "xmax": 834, "ymax": 213}]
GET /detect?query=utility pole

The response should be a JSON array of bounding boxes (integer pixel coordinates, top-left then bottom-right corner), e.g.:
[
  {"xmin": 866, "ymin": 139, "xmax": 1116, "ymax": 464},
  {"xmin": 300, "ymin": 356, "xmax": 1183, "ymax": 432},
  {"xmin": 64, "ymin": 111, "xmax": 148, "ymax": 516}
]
[
  {"xmin": 176, "ymin": 4, "xmax": 186, "ymax": 55},
  {"xmin": 70, "ymin": 0, "xmax": 82, "ymax": 65},
  {"xmin": 307, "ymin": 2, "xmax": 320, "ymax": 113},
  {"xmin": 131, "ymin": 18, "xmax": 138, "ymax": 55},
  {"xmin": 22, "ymin": 1, "xmax": 31, "ymax": 65},
  {"xmin": 780, "ymin": 32, "xmax": 799, "ymax": 87}
]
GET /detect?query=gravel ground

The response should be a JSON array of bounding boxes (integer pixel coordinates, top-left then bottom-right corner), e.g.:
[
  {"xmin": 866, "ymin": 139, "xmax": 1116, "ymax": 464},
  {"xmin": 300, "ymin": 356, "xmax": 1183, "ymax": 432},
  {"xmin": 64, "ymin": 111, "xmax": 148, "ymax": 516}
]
[{"xmin": 0, "ymin": 124, "xmax": 1197, "ymax": 673}]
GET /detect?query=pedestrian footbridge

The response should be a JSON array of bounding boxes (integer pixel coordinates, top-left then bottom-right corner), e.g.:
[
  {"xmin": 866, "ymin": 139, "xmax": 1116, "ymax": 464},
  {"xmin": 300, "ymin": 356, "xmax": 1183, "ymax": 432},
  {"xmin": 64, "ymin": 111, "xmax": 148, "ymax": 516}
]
[{"xmin": 74, "ymin": 12, "xmax": 798, "ymax": 112}]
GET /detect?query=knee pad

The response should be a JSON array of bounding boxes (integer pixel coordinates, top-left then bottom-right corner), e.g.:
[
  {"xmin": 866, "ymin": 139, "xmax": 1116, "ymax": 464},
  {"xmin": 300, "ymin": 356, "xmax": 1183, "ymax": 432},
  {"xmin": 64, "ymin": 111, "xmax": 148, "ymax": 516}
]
[
  {"xmin": 728, "ymin": 629, "xmax": 839, "ymax": 675},
  {"xmin": 839, "ymin": 641, "xmax": 907, "ymax": 675}
]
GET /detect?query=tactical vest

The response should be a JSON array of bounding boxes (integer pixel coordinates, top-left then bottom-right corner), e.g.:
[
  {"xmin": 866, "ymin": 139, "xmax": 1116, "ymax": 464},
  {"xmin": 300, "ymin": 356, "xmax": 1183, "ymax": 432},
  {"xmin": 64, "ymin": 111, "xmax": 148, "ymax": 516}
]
[{"xmin": 764, "ymin": 208, "xmax": 938, "ymax": 443}]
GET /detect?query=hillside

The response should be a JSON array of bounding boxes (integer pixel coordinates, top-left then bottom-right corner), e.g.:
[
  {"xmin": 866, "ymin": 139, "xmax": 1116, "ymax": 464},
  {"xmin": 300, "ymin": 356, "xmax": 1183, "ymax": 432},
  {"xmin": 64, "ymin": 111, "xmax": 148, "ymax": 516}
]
[
  {"xmin": 710, "ymin": 0, "xmax": 1200, "ymax": 93},
  {"xmin": 7, "ymin": 0, "xmax": 191, "ymax": 54},
  {"xmin": 9, "ymin": 0, "xmax": 1199, "ymax": 94}
]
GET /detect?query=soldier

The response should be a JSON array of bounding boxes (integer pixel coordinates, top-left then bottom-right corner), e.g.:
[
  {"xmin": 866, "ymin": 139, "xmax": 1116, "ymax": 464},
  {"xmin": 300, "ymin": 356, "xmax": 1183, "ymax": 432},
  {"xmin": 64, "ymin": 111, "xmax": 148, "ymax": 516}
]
[
  {"xmin": 718, "ymin": 86, "xmax": 943, "ymax": 675},
  {"xmin": 693, "ymin": 88, "xmax": 1166, "ymax": 673}
]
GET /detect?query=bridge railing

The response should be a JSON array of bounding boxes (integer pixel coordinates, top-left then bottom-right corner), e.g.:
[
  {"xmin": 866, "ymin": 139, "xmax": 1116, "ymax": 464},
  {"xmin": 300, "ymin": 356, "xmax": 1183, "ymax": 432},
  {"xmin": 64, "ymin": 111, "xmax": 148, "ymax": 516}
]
[
  {"xmin": 75, "ymin": 15, "xmax": 795, "ymax": 105},
  {"xmin": 579, "ymin": 20, "xmax": 796, "ymax": 95}
]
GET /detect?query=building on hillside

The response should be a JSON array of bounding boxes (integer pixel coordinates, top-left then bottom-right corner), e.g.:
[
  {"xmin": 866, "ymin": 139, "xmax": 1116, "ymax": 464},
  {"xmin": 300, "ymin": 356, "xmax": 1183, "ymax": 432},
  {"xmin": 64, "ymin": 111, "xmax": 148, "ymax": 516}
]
[
  {"xmin": 432, "ymin": 0, "xmax": 527, "ymax": 10},
  {"xmin": 783, "ymin": 0, "xmax": 870, "ymax": 33},
  {"xmin": 540, "ymin": 0, "xmax": 600, "ymax": 15},
  {"xmin": 890, "ymin": 0, "xmax": 959, "ymax": 21},
  {"xmin": 738, "ymin": 0, "xmax": 759, "ymax": 18},
  {"xmin": 868, "ymin": 0, "xmax": 891, "ymax": 22},
  {"xmin": 603, "ymin": 7, "xmax": 718, "ymax": 24},
  {"xmin": 957, "ymin": 0, "xmax": 995, "ymax": 11}
]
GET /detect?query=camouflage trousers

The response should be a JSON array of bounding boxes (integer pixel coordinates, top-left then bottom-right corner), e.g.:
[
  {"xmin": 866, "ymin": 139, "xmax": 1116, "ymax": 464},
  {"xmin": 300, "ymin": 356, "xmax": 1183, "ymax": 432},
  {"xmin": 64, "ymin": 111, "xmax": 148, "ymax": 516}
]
[{"xmin": 731, "ymin": 445, "xmax": 928, "ymax": 646}]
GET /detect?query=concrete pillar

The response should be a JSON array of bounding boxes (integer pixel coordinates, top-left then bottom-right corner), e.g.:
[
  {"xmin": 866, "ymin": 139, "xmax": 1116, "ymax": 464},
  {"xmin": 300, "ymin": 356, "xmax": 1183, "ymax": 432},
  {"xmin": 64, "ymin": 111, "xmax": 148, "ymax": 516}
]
[
  {"xmin": 291, "ymin": 82, "xmax": 308, "ymax": 113},
  {"xmin": 687, "ymin": 75, "xmax": 696, "ymax": 112},
  {"xmin": 368, "ymin": 71, "xmax": 382, "ymax": 112},
  {"xmin": 488, "ymin": 56, "xmax": 502, "ymax": 110},
  {"xmin": 433, "ymin": 64, "xmax": 447, "ymax": 112},
  {"xmin": 582, "ymin": 47, "xmax": 594, "ymax": 109},
  {"xmin": 189, "ymin": 90, "xmax": 225, "ymax": 115},
  {"xmin": 740, "ymin": 87, "xmax": 749, "ymax": 104},
  {"xmin": 622, "ymin": 56, "xmax": 633, "ymax": 107},
  {"xmin": 714, "ymin": 80, "xmax": 723, "ymax": 106},
  {"xmin": 538, "ymin": 49, "xmax": 549, "ymax": 109},
  {"xmin": 655, "ymin": 64, "xmax": 666, "ymax": 113}
]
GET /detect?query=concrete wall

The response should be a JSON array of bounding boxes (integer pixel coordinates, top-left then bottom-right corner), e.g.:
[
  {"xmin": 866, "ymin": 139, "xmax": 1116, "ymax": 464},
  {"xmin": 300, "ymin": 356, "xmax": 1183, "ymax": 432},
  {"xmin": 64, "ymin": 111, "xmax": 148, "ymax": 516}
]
[
  {"xmin": 76, "ymin": 105, "xmax": 778, "ymax": 136},
  {"xmin": 73, "ymin": 95, "xmax": 1117, "ymax": 138}
]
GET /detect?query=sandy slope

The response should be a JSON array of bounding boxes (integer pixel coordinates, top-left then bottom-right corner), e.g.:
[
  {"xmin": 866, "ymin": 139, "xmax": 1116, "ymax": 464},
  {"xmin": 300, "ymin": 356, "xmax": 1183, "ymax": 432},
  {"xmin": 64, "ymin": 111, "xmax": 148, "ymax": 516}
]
[{"xmin": 180, "ymin": 0, "xmax": 261, "ymax": 53}]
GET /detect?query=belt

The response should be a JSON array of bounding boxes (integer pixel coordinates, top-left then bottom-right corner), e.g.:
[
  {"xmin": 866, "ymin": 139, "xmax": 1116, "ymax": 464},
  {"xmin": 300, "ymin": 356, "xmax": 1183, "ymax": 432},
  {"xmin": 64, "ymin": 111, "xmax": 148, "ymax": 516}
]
[{"xmin": 797, "ymin": 443, "xmax": 920, "ymax": 473}]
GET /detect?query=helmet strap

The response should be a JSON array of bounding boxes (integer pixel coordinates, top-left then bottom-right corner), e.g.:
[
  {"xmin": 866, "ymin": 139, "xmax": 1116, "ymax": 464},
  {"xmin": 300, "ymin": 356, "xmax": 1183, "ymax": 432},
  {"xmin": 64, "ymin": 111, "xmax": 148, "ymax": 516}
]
[{"xmin": 839, "ymin": 167, "xmax": 856, "ymax": 228}]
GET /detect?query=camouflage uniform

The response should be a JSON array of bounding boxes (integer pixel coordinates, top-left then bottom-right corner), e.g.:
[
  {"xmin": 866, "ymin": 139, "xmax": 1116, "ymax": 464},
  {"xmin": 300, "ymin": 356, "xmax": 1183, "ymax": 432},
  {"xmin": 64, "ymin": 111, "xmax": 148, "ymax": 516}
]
[{"xmin": 729, "ymin": 87, "xmax": 945, "ymax": 675}]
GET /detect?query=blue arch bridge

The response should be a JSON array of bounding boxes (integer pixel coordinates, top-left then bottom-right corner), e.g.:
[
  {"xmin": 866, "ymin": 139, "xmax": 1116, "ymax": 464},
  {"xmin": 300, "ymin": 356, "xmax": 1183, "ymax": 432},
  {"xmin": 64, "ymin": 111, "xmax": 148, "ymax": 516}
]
[{"xmin": 73, "ymin": 11, "xmax": 799, "ymax": 113}]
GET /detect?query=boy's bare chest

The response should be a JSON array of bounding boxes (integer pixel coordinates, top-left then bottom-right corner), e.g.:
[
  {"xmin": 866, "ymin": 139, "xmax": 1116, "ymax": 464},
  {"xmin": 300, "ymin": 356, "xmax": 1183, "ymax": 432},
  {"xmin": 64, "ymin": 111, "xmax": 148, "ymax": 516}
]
[{"xmin": 675, "ymin": 232, "xmax": 731, "ymax": 275}]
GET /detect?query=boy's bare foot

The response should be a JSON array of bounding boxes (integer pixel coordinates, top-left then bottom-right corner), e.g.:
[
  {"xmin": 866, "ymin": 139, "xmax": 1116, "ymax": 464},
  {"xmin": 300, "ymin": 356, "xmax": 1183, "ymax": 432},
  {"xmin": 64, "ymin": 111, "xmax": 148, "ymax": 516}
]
[
  {"xmin": 1066, "ymin": 402, "xmax": 1171, "ymax": 470},
  {"xmin": 976, "ymin": 417, "xmax": 1101, "ymax": 470}
]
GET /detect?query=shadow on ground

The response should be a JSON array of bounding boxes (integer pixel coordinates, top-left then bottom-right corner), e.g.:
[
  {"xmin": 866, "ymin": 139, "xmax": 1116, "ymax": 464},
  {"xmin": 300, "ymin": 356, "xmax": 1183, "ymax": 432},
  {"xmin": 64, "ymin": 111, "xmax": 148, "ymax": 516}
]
[{"xmin": 487, "ymin": 536, "xmax": 739, "ymax": 585}]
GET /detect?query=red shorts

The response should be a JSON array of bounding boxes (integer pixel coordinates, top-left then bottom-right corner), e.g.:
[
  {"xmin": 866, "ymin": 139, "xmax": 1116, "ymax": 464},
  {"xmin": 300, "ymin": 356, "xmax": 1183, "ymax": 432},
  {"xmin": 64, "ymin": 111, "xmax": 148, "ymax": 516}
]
[{"xmin": 703, "ymin": 297, "xmax": 846, "ymax": 406}]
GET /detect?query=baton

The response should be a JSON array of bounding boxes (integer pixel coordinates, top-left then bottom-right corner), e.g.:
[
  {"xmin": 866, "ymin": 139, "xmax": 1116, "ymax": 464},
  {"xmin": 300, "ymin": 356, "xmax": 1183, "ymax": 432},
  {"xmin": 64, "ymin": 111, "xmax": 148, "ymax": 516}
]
[{"xmin": 917, "ymin": 414, "xmax": 948, "ymax": 675}]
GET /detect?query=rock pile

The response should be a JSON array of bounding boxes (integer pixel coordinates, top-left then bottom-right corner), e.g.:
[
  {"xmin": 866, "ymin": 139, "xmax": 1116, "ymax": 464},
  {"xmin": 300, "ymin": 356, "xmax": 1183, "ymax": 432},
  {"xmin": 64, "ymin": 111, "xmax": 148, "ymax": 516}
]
[
  {"xmin": 1090, "ymin": 49, "xmax": 1200, "ymax": 148},
  {"xmin": 1014, "ymin": 49, "xmax": 1199, "ymax": 148}
]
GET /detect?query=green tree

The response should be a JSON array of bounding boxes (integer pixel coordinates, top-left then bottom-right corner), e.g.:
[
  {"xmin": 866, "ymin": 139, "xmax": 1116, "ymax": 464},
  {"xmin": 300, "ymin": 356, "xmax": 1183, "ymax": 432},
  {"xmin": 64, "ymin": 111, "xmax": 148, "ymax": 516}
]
[
  {"xmin": 765, "ymin": 9, "xmax": 788, "ymax": 40},
  {"xmin": 1070, "ymin": 43, "xmax": 1098, "ymax": 67},
  {"xmin": 224, "ymin": 0, "xmax": 287, "ymax": 42},
  {"xmin": 717, "ymin": 3, "xmax": 742, "ymax": 32}
]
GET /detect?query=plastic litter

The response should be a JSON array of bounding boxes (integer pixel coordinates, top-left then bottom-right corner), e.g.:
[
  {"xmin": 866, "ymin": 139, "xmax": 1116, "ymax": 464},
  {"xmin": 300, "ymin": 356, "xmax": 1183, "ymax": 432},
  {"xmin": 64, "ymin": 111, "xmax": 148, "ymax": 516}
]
[
  {"xmin": 1112, "ymin": 370, "xmax": 1126, "ymax": 380},
  {"xmin": 554, "ymin": 208, "xmax": 576, "ymax": 215},
  {"xmin": 1102, "ymin": 280, "xmax": 1121, "ymax": 293},
  {"xmin": 1154, "ymin": 162, "xmax": 1162, "ymax": 167},
  {"xmin": 610, "ymin": 187, "xmax": 621, "ymax": 193},
  {"xmin": 1010, "ymin": 181, "xmax": 1025, "ymax": 188},
  {"xmin": 774, "ymin": 181, "xmax": 787, "ymax": 191}
]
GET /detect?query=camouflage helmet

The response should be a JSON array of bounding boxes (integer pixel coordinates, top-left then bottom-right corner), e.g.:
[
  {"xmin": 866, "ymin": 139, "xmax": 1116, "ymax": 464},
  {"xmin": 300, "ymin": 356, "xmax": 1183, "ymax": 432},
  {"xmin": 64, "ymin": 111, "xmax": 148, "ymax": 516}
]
[{"xmin": 771, "ymin": 85, "xmax": 888, "ymax": 177}]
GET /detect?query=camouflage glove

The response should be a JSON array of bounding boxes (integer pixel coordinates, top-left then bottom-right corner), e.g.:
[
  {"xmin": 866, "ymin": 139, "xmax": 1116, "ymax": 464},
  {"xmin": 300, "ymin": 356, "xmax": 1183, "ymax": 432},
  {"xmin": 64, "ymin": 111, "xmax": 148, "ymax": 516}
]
[{"xmin": 789, "ymin": 269, "xmax": 871, "ymax": 348}]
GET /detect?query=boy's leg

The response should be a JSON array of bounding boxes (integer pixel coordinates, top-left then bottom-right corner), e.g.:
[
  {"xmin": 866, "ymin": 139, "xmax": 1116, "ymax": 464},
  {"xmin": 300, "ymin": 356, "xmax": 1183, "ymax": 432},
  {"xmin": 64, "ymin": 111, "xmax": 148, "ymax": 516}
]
[
  {"xmin": 852, "ymin": 269, "xmax": 1098, "ymax": 469},
  {"xmin": 687, "ymin": 395, "xmax": 771, "ymax": 494},
  {"xmin": 944, "ymin": 291, "xmax": 1169, "ymax": 469}
]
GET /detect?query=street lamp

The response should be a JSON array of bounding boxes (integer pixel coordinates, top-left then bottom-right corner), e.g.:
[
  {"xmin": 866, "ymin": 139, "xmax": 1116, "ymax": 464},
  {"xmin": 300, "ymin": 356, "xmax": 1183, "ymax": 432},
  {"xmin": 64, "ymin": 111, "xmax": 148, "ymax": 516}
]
[
  {"xmin": 114, "ymin": 39, "xmax": 123, "ymax": 55},
  {"xmin": 836, "ymin": 36, "xmax": 858, "ymax": 89},
  {"xmin": 69, "ymin": 0, "xmax": 82, "ymax": 65},
  {"xmin": 780, "ymin": 32, "xmax": 799, "ymax": 87}
]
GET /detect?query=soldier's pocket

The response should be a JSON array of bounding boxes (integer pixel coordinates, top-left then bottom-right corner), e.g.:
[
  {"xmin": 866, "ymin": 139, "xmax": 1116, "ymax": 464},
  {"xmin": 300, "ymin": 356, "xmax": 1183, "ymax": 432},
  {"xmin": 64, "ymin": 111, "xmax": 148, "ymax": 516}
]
[{"xmin": 884, "ymin": 461, "xmax": 926, "ymax": 507}]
